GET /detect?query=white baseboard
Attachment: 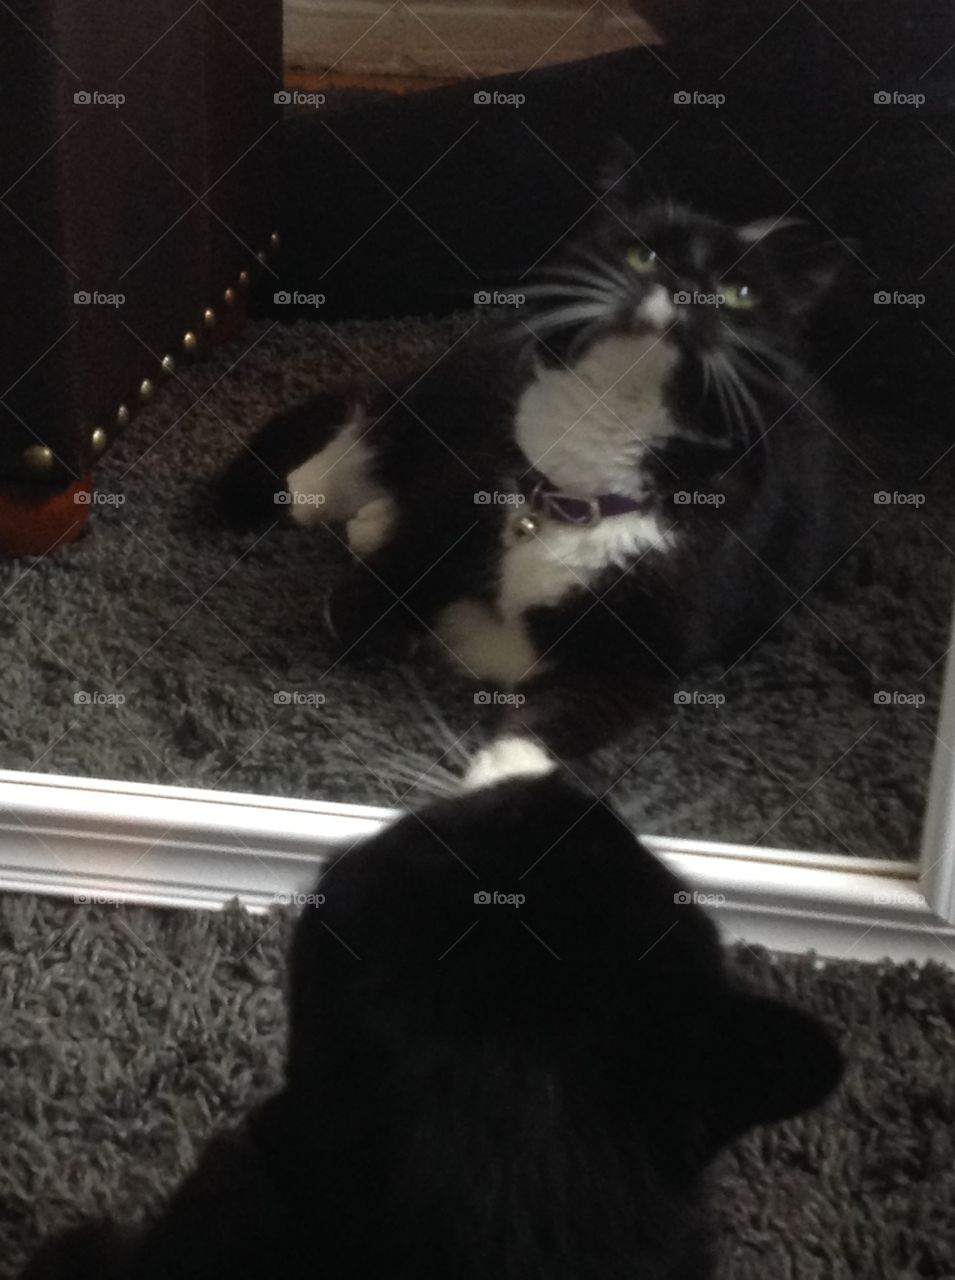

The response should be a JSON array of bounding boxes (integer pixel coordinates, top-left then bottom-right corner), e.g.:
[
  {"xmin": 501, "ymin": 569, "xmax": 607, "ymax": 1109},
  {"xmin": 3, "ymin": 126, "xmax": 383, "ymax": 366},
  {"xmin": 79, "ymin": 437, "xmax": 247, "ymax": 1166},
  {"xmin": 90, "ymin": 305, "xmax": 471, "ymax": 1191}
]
[{"xmin": 0, "ymin": 769, "xmax": 951, "ymax": 967}]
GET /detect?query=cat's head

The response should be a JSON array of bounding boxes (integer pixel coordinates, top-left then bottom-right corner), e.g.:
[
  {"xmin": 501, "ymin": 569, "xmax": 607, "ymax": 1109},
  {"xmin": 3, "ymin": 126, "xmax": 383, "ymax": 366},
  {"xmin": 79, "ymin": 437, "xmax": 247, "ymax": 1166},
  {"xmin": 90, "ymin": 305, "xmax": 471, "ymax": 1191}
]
[
  {"xmin": 523, "ymin": 151, "xmax": 845, "ymax": 443},
  {"xmin": 289, "ymin": 746, "xmax": 842, "ymax": 1175}
]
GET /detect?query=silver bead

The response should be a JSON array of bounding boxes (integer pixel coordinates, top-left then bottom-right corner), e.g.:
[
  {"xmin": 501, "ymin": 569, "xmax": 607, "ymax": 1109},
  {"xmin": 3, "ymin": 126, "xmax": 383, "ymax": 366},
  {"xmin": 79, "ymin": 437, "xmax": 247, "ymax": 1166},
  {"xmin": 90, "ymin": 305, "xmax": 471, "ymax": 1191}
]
[
  {"xmin": 139, "ymin": 378, "xmax": 154, "ymax": 402},
  {"xmin": 513, "ymin": 514, "xmax": 539, "ymax": 538},
  {"xmin": 161, "ymin": 354, "xmax": 175, "ymax": 375},
  {"xmin": 91, "ymin": 426, "xmax": 108, "ymax": 453},
  {"xmin": 269, "ymin": 230, "xmax": 280, "ymax": 252},
  {"xmin": 116, "ymin": 403, "xmax": 130, "ymax": 427}
]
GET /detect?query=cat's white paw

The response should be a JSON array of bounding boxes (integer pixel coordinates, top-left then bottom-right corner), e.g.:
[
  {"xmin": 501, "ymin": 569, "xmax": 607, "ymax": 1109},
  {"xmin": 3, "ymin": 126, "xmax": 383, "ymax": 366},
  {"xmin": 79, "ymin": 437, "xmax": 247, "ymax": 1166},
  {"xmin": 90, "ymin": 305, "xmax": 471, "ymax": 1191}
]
[
  {"xmin": 346, "ymin": 497, "xmax": 398, "ymax": 558},
  {"xmin": 435, "ymin": 597, "xmax": 544, "ymax": 684},
  {"xmin": 463, "ymin": 736, "xmax": 556, "ymax": 791}
]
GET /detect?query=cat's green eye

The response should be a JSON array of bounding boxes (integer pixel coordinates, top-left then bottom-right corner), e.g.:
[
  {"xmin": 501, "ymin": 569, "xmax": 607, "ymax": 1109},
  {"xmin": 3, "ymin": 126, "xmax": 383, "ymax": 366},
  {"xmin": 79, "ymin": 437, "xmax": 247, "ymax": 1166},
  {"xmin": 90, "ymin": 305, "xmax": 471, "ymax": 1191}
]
[
  {"xmin": 720, "ymin": 283, "xmax": 757, "ymax": 310},
  {"xmin": 626, "ymin": 245, "xmax": 657, "ymax": 274}
]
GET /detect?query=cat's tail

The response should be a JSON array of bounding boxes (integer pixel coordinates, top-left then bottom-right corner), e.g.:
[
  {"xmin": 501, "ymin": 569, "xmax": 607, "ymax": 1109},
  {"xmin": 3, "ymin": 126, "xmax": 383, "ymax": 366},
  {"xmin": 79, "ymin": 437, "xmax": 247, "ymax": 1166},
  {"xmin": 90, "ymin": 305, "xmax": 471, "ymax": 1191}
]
[{"xmin": 218, "ymin": 388, "xmax": 360, "ymax": 529}]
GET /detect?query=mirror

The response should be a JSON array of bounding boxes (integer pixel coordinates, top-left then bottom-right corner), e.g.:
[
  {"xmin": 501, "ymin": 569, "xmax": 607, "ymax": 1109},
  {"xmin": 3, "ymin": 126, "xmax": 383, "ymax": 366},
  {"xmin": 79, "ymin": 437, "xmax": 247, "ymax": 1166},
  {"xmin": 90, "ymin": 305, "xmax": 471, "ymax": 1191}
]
[{"xmin": 3, "ymin": 0, "xmax": 953, "ymax": 884}]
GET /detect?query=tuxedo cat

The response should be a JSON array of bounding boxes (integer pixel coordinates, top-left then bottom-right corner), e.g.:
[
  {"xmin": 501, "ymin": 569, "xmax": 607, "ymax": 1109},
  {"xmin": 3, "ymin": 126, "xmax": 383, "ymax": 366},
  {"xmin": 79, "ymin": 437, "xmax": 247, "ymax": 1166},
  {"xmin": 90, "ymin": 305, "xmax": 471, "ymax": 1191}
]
[
  {"xmin": 223, "ymin": 186, "xmax": 844, "ymax": 756},
  {"xmin": 20, "ymin": 748, "xmax": 843, "ymax": 1280}
]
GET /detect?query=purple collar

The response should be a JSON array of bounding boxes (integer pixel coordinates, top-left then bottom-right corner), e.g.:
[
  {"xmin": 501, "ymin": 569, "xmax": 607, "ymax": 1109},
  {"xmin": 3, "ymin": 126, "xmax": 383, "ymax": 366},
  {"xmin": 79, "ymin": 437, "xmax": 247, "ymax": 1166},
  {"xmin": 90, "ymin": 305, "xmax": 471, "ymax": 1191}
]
[{"xmin": 524, "ymin": 472, "xmax": 653, "ymax": 526}]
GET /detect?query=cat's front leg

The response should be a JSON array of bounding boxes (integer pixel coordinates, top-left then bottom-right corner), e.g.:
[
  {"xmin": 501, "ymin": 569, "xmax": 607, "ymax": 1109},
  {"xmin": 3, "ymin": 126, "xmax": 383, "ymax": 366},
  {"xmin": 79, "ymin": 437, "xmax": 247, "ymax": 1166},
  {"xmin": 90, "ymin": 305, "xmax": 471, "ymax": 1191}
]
[
  {"xmin": 434, "ymin": 597, "xmax": 547, "ymax": 685},
  {"xmin": 323, "ymin": 566, "xmax": 412, "ymax": 659},
  {"xmin": 324, "ymin": 525, "xmax": 438, "ymax": 660}
]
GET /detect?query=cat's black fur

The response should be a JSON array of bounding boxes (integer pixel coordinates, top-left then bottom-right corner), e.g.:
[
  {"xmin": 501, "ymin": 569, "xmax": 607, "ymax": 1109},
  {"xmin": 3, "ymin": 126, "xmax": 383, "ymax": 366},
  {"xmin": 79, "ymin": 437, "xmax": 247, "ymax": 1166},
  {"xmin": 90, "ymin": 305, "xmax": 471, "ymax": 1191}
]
[
  {"xmin": 223, "ymin": 190, "xmax": 846, "ymax": 757},
  {"xmin": 21, "ymin": 772, "xmax": 843, "ymax": 1279}
]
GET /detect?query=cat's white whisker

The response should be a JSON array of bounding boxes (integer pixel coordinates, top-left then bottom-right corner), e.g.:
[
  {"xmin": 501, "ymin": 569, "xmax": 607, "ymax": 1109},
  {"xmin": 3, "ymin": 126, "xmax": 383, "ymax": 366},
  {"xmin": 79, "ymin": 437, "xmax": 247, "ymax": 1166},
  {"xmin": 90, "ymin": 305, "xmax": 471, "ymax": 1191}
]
[
  {"xmin": 382, "ymin": 756, "xmax": 461, "ymax": 801},
  {"xmin": 539, "ymin": 264, "xmax": 625, "ymax": 295},
  {"xmin": 405, "ymin": 675, "xmax": 474, "ymax": 767},
  {"xmin": 570, "ymin": 245, "xmax": 634, "ymax": 291},
  {"xmin": 526, "ymin": 303, "xmax": 614, "ymax": 336},
  {"xmin": 717, "ymin": 352, "xmax": 763, "ymax": 439},
  {"xmin": 525, "ymin": 284, "xmax": 619, "ymax": 307}
]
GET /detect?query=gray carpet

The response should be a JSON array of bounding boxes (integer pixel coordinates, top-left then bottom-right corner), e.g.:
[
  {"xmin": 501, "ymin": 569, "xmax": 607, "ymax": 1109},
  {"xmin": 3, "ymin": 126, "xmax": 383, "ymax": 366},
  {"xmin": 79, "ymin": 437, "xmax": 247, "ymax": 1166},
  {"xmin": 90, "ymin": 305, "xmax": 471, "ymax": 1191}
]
[
  {"xmin": 1, "ymin": 314, "xmax": 952, "ymax": 857},
  {"xmin": 2, "ymin": 892, "xmax": 955, "ymax": 1279}
]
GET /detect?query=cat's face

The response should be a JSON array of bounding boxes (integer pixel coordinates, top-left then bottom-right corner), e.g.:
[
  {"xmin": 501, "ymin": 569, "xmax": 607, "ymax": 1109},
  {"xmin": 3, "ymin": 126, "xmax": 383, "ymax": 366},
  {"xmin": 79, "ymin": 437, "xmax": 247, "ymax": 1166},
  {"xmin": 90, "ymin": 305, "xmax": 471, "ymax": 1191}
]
[
  {"xmin": 289, "ymin": 770, "xmax": 842, "ymax": 1168},
  {"xmin": 524, "ymin": 193, "xmax": 842, "ymax": 443}
]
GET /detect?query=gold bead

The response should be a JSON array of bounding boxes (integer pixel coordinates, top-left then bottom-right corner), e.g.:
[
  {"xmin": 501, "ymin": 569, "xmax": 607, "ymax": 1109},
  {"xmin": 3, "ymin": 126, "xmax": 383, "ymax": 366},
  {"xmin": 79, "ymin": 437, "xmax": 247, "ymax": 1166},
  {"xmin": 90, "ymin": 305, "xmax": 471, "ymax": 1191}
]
[
  {"xmin": 269, "ymin": 231, "xmax": 280, "ymax": 251},
  {"xmin": 116, "ymin": 403, "xmax": 130, "ymax": 428},
  {"xmin": 161, "ymin": 354, "xmax": 175, "ymax": 375},
  {"xmin": 23, "ymin": 444, "xmax": 54, "ymax": 472},
  {"xmin": 183, "ymin": 331, "xmax": 198, "ymax": 355},
  {"xmin": 223, "ymin": 287, "xmax": 235, "ymax": 305},
  {"xmin": 139, "ymin": 378, "xmax": 154, "ymax": 402},
  {"xmin": 238, "ymin": 270, "xmax": 250, "ymax": 288},
  {"xmin": 203, "ymin": 308, "xmax": 216, "ymax": 329},
  {"xmin": 91, "ymin": 427, "xmax": 108, "ymax": 453}
]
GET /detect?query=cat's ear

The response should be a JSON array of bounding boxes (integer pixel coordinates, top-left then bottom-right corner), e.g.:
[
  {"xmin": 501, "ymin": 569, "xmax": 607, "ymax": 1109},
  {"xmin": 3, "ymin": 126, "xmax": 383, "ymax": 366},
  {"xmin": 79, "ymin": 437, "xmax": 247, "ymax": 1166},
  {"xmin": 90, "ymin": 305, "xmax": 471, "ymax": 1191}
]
[
  {"xmin": 738, "ymin": 216, "xmax": 855, "ymax": 314},
  {"xmin": 699, "ymin": 988, "xmax": 844, "ymax": 1149}
]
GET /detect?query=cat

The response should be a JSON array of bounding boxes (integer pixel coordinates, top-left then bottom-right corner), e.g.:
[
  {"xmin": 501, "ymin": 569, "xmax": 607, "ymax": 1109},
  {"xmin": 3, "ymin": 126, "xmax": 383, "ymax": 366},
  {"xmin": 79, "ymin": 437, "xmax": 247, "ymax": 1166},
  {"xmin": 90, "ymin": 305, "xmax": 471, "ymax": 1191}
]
[
  {"xmin": 20, "ymin": 746, "xmax": 843, "ymax": 1279},
  {"xmin": 222, "ymin": 172, "xmax": 845, "ymax": 758}
]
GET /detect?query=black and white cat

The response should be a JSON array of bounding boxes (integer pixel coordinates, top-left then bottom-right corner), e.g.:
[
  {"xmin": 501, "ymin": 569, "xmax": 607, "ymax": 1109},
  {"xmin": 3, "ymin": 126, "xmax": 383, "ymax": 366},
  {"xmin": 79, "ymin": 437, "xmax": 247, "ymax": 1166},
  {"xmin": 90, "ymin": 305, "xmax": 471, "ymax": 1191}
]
[
  {"xmin": 21, "ymin": 753, "xmax": 843, "ymax": 1280},
  {"xmin": 224, "ymin": 181, "xmax": 845, "ymax": 755}
]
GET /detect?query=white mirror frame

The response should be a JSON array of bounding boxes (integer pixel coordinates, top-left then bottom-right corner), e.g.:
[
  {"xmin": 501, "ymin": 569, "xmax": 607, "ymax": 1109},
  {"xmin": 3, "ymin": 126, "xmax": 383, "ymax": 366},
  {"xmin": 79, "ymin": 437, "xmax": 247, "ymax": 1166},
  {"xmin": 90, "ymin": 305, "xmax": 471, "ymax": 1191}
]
[{"xmin": 2, "ymin": 594, "xmax": 954, "ymax": 966}]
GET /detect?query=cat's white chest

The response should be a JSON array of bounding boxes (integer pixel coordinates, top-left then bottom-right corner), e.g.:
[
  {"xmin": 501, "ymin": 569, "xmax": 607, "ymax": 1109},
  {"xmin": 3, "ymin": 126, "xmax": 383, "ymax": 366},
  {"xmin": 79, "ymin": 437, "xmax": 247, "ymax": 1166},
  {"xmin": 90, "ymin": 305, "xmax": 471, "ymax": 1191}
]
[
  {"xmin": 498, "ymin": 510, "xmax": 674, "ymax": 616},
  {"xmin": 434, "ymin": 333, "xmax": 682, "ymax": 684},
  {"xmin": 503, "ymin": 332, "xmax": 680, "ymax": 611},
  {"xmin": 514, "ymin": 333, "xmax": 679, "ymax": 496},
  {"xmin": 435, "ymin": 510, "xmax": 675, "ymax": 685}
]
